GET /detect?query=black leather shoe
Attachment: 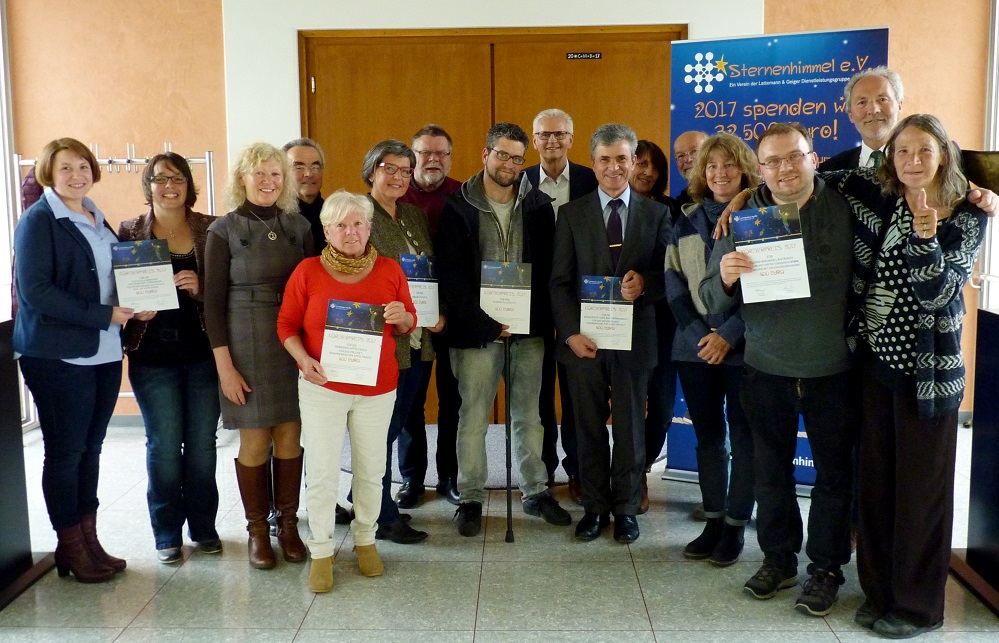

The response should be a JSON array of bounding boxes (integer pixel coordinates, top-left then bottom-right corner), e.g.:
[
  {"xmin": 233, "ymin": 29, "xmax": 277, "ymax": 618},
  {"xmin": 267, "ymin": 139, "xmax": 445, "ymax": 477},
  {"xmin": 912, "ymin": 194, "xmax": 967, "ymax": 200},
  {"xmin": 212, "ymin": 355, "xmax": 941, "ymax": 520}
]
[
  {"xmin": 575, "ymin": 512, "xmax": 610, "ymax": 541},
  {"xmin": 335, "ymin": 504, "xmax": 354, "ymax": 525},
  {"xmin": 395, "ymin": 481, "xmax": 425, "ymax": 509},
  {"xmin": 614, "ymin": 515, "xmax": 640, "ymax": 544},
  {"xmin": 375, "ymin": 519, "xmax": 428, "ymax": 544},
  {"xmin": 435, "ymin": 478, "xmax": 461, "ymax": 506}
]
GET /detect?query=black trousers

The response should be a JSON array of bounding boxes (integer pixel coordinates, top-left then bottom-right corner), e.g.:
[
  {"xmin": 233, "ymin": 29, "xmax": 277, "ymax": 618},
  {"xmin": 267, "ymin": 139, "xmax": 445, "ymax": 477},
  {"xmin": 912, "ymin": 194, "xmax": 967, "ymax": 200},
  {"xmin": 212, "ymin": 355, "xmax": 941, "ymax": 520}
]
[
  {"xmin": 741, "ymin": 365, "xmax": 858, "ymax": 573},
  {"xmin": 541, "ymin": 334, "xmax": 577, "ymax": 478},
  {"xmin": 398, "ymin": 334, "xmax": 460, "ymax": 485},
  {"xmin": 566, "ymin": 352, "xmax": 651, "ymax": 516},
  {"xmin": 857, "ymin": 359, "xmax": 957, "ymax": 627}
]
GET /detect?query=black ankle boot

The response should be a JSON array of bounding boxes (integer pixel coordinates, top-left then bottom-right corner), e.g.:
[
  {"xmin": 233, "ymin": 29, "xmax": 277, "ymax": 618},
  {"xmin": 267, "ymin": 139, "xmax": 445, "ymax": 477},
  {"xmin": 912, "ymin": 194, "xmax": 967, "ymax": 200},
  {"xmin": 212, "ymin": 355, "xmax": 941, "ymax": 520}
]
[
  {"xmin": 683, "ymin": 516, "xmax": 724, "ymax": 559},
  {"xmin": 708, "ymin": 522, "xmax": 746, "ymax": 567}
]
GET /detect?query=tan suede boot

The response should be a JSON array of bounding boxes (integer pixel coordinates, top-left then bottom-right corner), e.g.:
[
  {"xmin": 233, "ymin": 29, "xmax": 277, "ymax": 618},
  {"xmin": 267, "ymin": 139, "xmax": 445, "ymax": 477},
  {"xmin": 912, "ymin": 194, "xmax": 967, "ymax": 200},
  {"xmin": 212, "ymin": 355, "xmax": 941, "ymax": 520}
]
[
  {"xmin": 354, "ymin": 544, "xmax": 384, "ymax": 577},
  {"xmin": 309, "ymin": 555, "xmax": 334, "ymax": 593}
]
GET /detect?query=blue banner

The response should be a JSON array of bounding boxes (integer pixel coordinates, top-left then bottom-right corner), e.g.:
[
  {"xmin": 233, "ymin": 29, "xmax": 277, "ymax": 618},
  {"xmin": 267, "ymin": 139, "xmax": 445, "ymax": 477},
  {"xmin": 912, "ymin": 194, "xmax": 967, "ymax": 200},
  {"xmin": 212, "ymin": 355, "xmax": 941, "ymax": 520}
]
[{"xmin": 669, "ymin": 28, "xmax": 889, "ymax": 194}]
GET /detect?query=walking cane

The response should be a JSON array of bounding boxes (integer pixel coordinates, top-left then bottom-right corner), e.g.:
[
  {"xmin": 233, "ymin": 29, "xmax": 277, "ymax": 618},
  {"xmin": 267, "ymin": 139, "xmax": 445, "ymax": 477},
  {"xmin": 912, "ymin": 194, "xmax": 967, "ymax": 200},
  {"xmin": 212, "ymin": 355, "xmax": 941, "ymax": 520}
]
[{"xmin": 503, "ymin": 336, "xmax": 515, "ymax": 543}]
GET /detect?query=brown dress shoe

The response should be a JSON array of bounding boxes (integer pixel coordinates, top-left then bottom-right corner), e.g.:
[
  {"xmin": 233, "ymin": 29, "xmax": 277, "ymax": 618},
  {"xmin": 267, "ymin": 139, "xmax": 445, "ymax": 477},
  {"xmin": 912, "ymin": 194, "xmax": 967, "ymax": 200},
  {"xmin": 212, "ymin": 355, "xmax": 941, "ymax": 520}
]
[
  {"xmin": 639, "ymin": 473, "xmax": 650, "ymax": 514},
  {"xmin": 568, "ymin": 476, "xmax": 583, "ymax": 505}
]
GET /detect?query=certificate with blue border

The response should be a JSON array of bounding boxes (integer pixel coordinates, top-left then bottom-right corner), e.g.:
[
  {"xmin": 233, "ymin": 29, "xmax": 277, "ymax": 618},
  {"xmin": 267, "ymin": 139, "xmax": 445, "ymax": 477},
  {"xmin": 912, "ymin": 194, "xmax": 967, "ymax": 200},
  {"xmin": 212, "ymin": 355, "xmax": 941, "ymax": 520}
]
[
  {"xmin": 480, "ymin": 261, "xmax": 532, "ymax": 335},
  {"xmin": 400, "ymin": 253, "xmax": 438, "ymax": 328},
  {"xmin": 111, "ymin": 240, "xmax": 179, "ymax": 311},
  {"xmin": 320, "ymin": 300, "xmax": 385, "ymax": 386},
  {"xmin": 732, "ymin": 204, "xmax": 810, "ymax": 303},
  {"xmin": 579, "ymin": 275, "xmax": 633, "ymax": 350}
]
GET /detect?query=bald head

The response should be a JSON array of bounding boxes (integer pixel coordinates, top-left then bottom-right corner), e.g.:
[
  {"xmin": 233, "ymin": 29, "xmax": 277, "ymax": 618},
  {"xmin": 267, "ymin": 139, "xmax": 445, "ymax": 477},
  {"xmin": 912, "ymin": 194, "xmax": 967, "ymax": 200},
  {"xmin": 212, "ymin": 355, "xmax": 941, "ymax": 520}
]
[{"xmin": 673, "ymin": 131, "xmax": 708, "ymax": 179}]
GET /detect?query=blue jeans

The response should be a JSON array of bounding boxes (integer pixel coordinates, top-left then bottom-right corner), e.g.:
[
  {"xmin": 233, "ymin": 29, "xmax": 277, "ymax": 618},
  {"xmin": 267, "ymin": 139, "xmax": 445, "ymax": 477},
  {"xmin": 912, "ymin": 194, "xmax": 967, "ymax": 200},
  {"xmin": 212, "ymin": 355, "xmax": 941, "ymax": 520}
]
[
  {"xmin": 19, "ymin": 356, "xmax": 122, "ymax": 531},
  {"xmin": 129, "ymin": 359, "xmax": 221, "ymax": 549},
  {"xmin": 451, "ymin": 338, "xmax": 548, "ymax": 504},
  {"xmin": 741, "ymin": 365, "xmax": 858, "ymax": 573},
  {"xmin": 378, "ymin": 351, "xmax": 426, "ymax": 526},
  {"xmin": 676, "ymin": 361, "xmax": 754, "ymax": 522}
]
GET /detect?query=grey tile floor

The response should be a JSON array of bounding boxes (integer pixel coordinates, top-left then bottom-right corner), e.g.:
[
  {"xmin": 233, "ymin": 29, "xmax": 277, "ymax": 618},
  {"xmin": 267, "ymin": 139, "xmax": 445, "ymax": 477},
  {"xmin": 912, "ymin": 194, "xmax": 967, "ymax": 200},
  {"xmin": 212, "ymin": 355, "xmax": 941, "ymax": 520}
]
[{"xmin": 1, "ymin": 423, "xmax": 996, "ymax": 641}]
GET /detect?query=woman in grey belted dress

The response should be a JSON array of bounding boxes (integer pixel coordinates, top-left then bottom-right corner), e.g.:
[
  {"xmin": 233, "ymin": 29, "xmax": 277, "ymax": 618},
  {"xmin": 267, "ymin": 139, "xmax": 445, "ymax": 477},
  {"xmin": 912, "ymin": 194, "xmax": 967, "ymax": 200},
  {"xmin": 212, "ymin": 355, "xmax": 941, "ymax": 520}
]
[{"xmin": 204, "ymin": 142, "xmax": 313, "ymax": 569}]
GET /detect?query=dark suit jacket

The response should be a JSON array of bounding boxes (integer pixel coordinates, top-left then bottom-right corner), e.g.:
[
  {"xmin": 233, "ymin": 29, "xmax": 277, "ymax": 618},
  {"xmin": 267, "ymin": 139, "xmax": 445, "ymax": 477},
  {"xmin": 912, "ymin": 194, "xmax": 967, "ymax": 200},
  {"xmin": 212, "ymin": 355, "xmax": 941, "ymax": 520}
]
[
  {"xmin": 523, "ymin": 160, "xmax": 599, "ymax": 201},
  {"xmin": 13, "ymin": 196, "xmax": 117, "ymax": 359},
  {"xmin": 550, "ymin": 191, "xmax": 670, "ymax": 370},
  {"xmin": 818, "ymin": 146, "xmax": 861, "ymax": 171}
]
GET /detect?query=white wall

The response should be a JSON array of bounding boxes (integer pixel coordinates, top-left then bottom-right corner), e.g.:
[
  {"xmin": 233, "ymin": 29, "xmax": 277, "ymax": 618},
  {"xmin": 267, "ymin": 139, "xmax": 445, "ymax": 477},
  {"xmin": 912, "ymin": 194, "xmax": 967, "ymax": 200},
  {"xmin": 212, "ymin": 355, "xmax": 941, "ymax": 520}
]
[{"xmin": 221, "ymin": 0, "xmax": 765, "ymax": 158}]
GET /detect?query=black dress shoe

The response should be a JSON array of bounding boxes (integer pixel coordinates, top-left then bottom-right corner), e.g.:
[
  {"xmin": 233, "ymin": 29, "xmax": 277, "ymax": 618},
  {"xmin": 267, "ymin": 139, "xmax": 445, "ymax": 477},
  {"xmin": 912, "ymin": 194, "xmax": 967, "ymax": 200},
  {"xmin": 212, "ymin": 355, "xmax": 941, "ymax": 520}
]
[
  {"xmin": 375, "ymin": 519, "xmax": 428, "ymax": 544},
  {"xmin": 395, "ymin": 481, "xmax": 425, "ymax": 509},
  {"xmin": 435, "ymin": 478, "xmax": 461, "ymax": 506},
  {"xmin": 335, "ymin": 504, "xmax": 354, "ymax": 525},
  {"xmin": 575, "ymin": 512, "xmax": 610, "ymax": 541},
  {"xmin": 614, "ymin": 514, "xmax": 640, "ymax": 544}
]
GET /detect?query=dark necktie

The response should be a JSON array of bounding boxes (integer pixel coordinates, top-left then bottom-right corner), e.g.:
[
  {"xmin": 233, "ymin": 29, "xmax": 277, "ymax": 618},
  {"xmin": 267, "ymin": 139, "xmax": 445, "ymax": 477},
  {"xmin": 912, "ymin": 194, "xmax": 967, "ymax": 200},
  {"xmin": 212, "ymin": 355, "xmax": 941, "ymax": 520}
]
[
  {"xmin": 607, "ymin": 198, "xmax": 623, "ymax": 269},
  {"xmin": 869, "ymin": 150, "xmax": 884, "ymax": 169}
]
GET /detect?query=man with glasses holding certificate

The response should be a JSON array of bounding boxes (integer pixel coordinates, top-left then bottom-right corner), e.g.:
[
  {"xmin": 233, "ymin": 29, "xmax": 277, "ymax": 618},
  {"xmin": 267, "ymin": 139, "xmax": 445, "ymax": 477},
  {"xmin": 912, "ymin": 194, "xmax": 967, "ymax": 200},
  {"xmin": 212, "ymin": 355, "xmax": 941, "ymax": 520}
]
[{"xmin": 436, "ymin": 122, "xmax": 571, "ymax": 538}]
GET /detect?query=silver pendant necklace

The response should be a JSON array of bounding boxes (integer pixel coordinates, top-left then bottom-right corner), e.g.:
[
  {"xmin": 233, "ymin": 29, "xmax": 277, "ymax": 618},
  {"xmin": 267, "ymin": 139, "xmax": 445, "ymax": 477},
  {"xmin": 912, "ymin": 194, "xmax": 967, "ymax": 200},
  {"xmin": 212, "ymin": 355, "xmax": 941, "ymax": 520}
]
[{"xmin": 246, "ymin": 206, "xmax": 278, "ymax": 241}]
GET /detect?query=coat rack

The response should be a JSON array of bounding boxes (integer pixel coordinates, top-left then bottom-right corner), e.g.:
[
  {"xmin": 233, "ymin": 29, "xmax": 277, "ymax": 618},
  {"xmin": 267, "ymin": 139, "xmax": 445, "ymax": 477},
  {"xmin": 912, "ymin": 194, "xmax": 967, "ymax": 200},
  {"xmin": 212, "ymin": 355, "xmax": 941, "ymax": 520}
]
[{"xmin": 13, "ymin": 143, "xmax": 217, "ymax": 219}]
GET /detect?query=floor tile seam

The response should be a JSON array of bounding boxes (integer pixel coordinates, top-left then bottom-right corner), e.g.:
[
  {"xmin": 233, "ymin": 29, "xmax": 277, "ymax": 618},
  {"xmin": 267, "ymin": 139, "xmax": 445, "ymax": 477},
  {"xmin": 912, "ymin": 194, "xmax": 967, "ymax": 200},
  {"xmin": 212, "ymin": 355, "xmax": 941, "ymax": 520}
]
[
  {"xmin": 99, "ymin": 476, "xmax": 148, "ymax": 511},
  {"xmin": 111, "ymin": 559, "xmax": 187, "ymax": 633},
  {"xmin": 470, "ymin": 491, "xmax": 491, "ymax": 638},
  {"xmin": 627, "ymin": 543, "xmax": 658, "ymax": 634}
]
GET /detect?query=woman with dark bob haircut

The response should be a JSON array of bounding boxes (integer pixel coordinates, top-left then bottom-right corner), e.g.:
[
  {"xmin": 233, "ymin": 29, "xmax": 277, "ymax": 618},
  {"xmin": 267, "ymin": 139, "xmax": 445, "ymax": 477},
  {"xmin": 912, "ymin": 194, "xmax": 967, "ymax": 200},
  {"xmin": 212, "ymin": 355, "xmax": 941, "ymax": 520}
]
[
  {"xmin": 822, "ymin": 114, "xmax": 988, "ymax": 637},
  {"xmin": 14, "ymin": 137, "xmax": 153, "ymax": 582},
  {"xmin": 629, "ymin": 139, "xmax": 671, "ymax": 203},
  {"xmin": 117, "ymin": 152, "xmax": 222, "ymax": 564}
]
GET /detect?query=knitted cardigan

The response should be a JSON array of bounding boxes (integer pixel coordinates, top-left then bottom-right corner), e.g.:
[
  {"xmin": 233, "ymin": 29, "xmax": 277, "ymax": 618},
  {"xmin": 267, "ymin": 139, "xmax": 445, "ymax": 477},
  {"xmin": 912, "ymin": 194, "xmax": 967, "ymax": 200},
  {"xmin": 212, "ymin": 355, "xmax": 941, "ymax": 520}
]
[{"xmin": 825, "ymin": 168, "xmax": 987, "ymax": 417}]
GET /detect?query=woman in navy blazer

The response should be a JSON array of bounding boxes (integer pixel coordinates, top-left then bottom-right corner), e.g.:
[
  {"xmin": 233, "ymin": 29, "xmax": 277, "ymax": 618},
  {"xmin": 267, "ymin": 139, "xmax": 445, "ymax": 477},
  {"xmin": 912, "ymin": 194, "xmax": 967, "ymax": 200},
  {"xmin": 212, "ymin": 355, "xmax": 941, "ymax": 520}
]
[{"xmin": 13, "ymin": 138, "xmax": 150, "ymax": 583}]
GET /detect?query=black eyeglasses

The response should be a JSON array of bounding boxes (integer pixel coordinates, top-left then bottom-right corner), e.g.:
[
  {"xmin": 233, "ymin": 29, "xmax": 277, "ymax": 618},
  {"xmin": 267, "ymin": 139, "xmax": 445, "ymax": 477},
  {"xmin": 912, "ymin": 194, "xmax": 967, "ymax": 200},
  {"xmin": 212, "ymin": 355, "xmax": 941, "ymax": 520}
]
[
  {"xmin": 150, "ymin": 175, "xmax": 188, "ymax": 185},
  {"xmin": 489, "ymin": 148, "xmax": 526, "ymax": 165},
  {"xmin": 534, "ymin": 131, "xmax": 570, "ymax": 141},
  {"xmin": 377, "ymin": 162, "xmax": 414, "ymax": 178}
]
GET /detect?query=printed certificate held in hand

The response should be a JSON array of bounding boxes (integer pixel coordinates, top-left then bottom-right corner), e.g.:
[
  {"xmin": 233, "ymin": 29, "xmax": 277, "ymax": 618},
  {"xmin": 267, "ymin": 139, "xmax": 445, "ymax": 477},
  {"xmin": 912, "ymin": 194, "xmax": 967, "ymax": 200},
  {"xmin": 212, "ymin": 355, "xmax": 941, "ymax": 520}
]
[
  {"xmin": 480, "ymin": 260, "xmax": 532, "ymax": 335},
  {"xmin": 320, "ymin": 300, "xmax": 384, "ymax": 386},
  {"xmin": 579, "ymin": 275, "xmax": 633, "ymax": 350},
  {"xmin": 111, "ymin": 240, "xmax": 179, "ymax": 311},
  {"xmin": 400, "ymin": 253, "xmax": 438, "ymax": 327},
  {"xmin": 732, "ymin": 204, "xmax": 810, "ymax": 304}
]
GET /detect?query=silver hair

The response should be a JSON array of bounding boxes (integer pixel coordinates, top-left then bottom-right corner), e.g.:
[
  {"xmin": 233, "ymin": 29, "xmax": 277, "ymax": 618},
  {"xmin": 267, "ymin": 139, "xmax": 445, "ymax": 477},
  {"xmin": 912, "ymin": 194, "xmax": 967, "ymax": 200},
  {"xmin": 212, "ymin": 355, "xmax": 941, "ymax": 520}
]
[
  {"xmin": 589, "ymin": 123, "xmax": 638, "ymax": 158},
  {"xmin": 319, "ymin": 190, "xmax": 374, "ymax": 228},
  {"xmin": 361, "ymin": 139, "xmax": 417, "ymax": 187},
  {"xmin": 281, "ymin": 137, "xmax": 326, "ymax": 168},
  {"xmin": 843, "ymin": 66, "xmax": 904, "ymax": 106},
  {"xmin": 532, "ymin": 108, "xmax": 574, "ymax": 134}
]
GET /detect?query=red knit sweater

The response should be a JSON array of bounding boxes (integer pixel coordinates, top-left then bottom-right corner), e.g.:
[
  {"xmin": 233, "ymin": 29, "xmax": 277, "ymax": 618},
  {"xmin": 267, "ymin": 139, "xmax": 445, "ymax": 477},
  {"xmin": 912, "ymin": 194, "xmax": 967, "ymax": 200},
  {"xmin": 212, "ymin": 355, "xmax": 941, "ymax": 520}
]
[{"xmin": 277, "ymin": 256, "xmax": 415, "ymax": 395}]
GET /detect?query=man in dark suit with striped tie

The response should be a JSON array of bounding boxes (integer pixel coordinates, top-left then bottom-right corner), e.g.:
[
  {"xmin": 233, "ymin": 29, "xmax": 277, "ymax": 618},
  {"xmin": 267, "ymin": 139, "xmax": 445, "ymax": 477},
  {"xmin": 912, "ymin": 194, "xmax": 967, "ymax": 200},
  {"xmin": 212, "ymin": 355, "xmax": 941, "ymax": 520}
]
[
  {"xmin": 550, "ymin": 123, "xmax": 671, "ymax": 544},
  {"xmin": 819, "ymin": 67, "xmax": 903, "ymax": 171}
]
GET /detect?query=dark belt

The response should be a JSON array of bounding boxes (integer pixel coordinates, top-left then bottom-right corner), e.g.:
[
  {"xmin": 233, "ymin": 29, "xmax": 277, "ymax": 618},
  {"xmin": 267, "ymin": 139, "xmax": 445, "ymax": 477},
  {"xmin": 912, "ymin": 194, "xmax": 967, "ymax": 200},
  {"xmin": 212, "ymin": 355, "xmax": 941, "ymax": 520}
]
[{"xmin": 228, "ymin": 290, "xmax": 284, "ymax": 304}]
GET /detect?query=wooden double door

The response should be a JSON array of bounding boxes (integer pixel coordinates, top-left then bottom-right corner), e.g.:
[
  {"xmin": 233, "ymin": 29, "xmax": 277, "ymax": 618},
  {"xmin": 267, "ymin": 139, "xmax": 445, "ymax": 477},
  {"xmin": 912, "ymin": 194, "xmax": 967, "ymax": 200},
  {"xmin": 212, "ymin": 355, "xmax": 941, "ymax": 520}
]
[{"xmin": 298, "ymin": 25, "xmax": 684, "ymax": 420}]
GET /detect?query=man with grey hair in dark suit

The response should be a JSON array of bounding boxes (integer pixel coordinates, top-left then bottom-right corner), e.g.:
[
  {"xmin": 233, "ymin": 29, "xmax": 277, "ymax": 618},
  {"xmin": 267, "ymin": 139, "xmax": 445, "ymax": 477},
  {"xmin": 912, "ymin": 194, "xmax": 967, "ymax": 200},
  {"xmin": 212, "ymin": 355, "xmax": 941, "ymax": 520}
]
[
  {"xmin": 550, "ymin": 123, "xmax": 671, "ymax": 544},
  {"xmin": 818, "ymin": 66, "xmax": 903, "ymax": 171}
]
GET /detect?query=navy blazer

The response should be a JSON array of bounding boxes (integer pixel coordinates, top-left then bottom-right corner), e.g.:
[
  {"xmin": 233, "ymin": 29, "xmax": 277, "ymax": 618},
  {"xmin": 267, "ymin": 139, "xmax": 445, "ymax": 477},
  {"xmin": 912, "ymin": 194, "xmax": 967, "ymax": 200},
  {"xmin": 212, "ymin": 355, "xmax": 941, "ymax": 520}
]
[
  {"xmin": 818, "ymin": 146, "xmax": 861, "ymax": 171},
  {"xmin": 550, "ymin": 191, "xmax": 670, "ymax": 369},
  {"xmin": 13, "ymin": 197, "xmax": 117, "ymax": 359},
  {"xmin": 523, "ymin": 160, "xmax": 599, "ymax": 202}
]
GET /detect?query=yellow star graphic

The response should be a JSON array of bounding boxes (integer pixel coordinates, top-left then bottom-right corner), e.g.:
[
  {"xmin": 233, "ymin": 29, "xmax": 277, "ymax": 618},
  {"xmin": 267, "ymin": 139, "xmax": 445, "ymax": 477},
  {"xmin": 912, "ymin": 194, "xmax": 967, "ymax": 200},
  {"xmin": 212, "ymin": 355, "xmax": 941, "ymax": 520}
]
[
  {"xmin": 714, "ymin": 56, "xmax": 728, "ymax": 74},
  {"xmin": 755, "ymin": 218, "xmax": 762, "ymax": 226}
]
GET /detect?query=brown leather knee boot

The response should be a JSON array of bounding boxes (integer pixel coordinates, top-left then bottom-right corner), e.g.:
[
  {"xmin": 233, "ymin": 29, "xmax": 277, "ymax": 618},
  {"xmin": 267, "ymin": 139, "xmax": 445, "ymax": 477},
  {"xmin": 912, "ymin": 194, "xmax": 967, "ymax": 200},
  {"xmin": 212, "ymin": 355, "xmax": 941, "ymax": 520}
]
[
  {"xmin": 54, "ymin": 524, "xmax": 115, "ymax": 583},
  {"xmin": 234, "ymin": 459, "xmax": 276, "ymax": 569},
  {"xmin": 273, "ymin": 452, "xmax": 307, "ymax": 563},
  {"xmin": 80, "ymin": 513, "xmax": 126, "ymax": 572}
]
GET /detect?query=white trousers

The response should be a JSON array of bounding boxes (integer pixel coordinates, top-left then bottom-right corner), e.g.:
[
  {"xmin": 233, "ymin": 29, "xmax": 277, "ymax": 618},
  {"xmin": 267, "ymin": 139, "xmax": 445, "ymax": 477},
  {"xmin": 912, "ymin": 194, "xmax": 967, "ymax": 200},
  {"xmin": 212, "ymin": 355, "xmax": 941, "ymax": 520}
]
[{"xmin": 298, "ymin": 378, "xmax": 395, "ymax": 558}]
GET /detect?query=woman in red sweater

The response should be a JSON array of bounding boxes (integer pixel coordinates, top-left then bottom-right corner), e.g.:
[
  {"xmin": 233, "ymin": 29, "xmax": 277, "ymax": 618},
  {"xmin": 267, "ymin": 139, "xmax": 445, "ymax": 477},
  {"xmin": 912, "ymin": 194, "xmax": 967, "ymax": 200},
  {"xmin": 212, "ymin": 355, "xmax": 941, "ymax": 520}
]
[{"xmin": 277, "ymin": 190, "xmax": 415, "ymax": 593}]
